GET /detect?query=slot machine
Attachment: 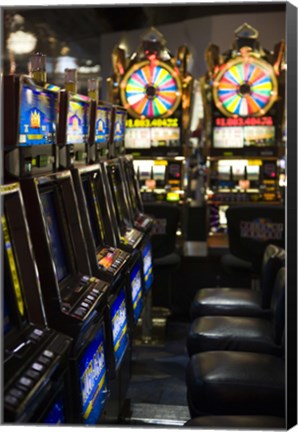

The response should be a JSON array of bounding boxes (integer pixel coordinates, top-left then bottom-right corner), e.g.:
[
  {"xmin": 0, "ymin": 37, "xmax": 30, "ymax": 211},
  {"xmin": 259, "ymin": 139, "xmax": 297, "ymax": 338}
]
[
  {"xmin": 133, "ymin": 156, "xmax": 186, "ymax": 203},
  {"xmin": 200, "ymin": 23, "xmax": 285, "ymax": 234},
  {"xmin": 107, "ymin": 28, "xmax": 194, "ymax": 159},
  {"xmin": 2, "ymin": 183, "xmax": 72, "ymax": 424},
  {"xmin": 119, "ymin": 154, "xmax": 154, "ymax": 233},
  {"xmin": 2, "ymin": 57, "xmax": 114, "ymax": 424},
  {"xmin": 20, "ymin": 172, "xmax": 112, "ymax": 424},
  {"xmin": 57, "ymin": 68, "xmax": 93, "ymax": 168},
  {"xmin": 3, "ymin": 74, "xmax": 60, "ymax": 181}
]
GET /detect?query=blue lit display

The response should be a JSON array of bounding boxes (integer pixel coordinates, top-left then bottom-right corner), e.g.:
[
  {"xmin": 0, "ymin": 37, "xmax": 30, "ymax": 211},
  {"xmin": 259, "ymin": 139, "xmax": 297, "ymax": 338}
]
[
  {"xmin": 113, "ymin": 110, "xmax": 126, "ymax": 143},
  {"xmin": 43, "ymin": 396, "xmax": 65, "ymax": 424},
  {"xmin": 110, "ymin": 288, "xmax": 129, "ymax": 369},
  {"xmin": 66, "ymin": 98, "xmax": 89, "ymax": 145},
  {"xmin": 79, "ymin": 325, "xmax": 109, "ymax": 425},
  {"xmin": 40, "ymin": 191, "xmax": 69, "ymax": 282},
  {"xmin": 142, "ymin": 242, "xmax": 153, "ymax": 292},
  {"xmin": 130, "ymin": 262, "xmax": 143, "ymax": 322},
  {"xmin": 95, "ymin": 105, "xmax": 111, "ymax": 145},
  {"xmin": 18, "ymin": 84, "xmax": 58, "ymax": 146}
]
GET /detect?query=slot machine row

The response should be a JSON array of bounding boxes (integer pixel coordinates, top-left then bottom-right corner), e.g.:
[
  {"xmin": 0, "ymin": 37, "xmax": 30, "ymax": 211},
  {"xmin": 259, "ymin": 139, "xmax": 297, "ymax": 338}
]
[
  {"xmin": 2, "ymin": 166, "xmax": 150, "ymax": 424},
  {"xmin": 132, "ymin": 157, "xmax": 187, "ymax": 204},
  {"xmin": 206, "ymin": 158, "xmax": 282, "ymax": 204},
  {"xmin": 2, "ymin": 68, "xmax": 154, "ymax": 424}
]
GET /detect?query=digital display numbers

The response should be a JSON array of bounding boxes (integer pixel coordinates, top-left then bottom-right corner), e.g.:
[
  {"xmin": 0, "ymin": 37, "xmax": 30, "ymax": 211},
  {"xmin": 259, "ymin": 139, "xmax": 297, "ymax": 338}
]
[
  {"xmin": 126, "ymin": 117, "xmax": 179, "ymax": 128},
  {"xmin": 215, "ymin": 116, "xmax": 273, "ymax": 127}
]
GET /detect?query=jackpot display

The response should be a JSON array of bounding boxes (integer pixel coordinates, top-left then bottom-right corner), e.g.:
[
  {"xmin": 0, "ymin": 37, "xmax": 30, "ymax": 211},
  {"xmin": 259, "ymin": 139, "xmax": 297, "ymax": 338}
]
[
  {"xmin": 66, "ymin": 97, "xmax": 89, "ymax": 145},
  {"xmin": 202, "ymin": 23, "xmax": 285, "ymax": 156},
  {"xmin": 107, "ymin": 28, "xmax": 194, "ymax": 155}
]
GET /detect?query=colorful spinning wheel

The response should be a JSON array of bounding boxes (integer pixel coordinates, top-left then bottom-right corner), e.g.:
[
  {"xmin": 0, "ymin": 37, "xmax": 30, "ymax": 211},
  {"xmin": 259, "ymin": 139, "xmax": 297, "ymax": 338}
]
[
  {"xmin": 120, "ymin": 59, "xmax": 182, "ymax": 119},
  {"xmin": 213, "ymin": 56, "xmax": 278, "ymax": 117}
]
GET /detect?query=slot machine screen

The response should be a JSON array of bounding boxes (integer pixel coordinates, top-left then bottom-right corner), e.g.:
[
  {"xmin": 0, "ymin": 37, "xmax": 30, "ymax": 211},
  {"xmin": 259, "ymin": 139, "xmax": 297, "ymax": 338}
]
[
  {"xmin": 247, "ymin": 164, "xmax": 260, "ymax": 180},
  {"xmin": 106, "ymin": 164, "xmax": 131, "ymax": 229},
  {"xmin": 213, "ymin": 127, "xmax": 244, "ymax": 148},
  {"xmin": 79, "ymin": 324, "xmax": 109, "ymax": 425},
  {"xmin": 95, "ymin": 105, "xmax": 111, "ymax": 146},
  {"xmin": 243, "ymin": 125, "xmax": 275, "ymax": 146},
  {"xmin": 125, "ymin": 128, "xmax": 151, "ymax": 149},
  {"xmin": 82, "ymin": 177, "xmax": 105, "ymax": 249},
  {"xmin": 66, "ymin": 97, "xmax": 89, "ymax": 145},
  {"xmin": 217, "ymin": 160, "xmax": 246, "ymax": 180},
  {"xmin": 110, "ymin": 287, "xmax": 129, "ymax": 370},
  {"xmin": 18, "ymin": 83, "xmax": 58, "ymax": 146},
  {"xmin": 123, "ymin": 162, "xmax": 139, "ymax": 214},
  {"xmin": 113, "ymin": 108, "xmax": 126, "ymax": 147},
  {"xmin": 142, "ymin": 242, "xmax": 153, "ymax": 292},
  {"xmin": 130, "ymin": 261, "xmax": 143, "ymax": 322},
  {"xmin": 153, "ymin": 164, "xmax": 166, "ymax": 181},
  {"xmin": 151, "ymin": 126, "xmax": 180, "ymax": 147},
  {"xmin": 40, "ymin": 190, "xmax": 70, "ymax": 283},
  {"xmin": 133, "ymin": 160, "xmax": 153, "ymax": 181},
  {"xmin": 43, "ymin": 395, "xmax": 65, "ymax": 424}
]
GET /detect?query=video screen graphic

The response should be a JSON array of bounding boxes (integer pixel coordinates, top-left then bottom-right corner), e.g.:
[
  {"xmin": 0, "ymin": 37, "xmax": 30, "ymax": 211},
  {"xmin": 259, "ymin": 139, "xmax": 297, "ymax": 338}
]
[
  {"xmin": 142, "ymin": 242, "xmax": 153, "ymax": 292},
  {"xmin": 95, "ymin": 106, "xmax": 111, "ymax": 145},
  {"xmin": 19, "ymin": 84, "xmax": 58, "ymax": 146},
  {"xmin": 130, "ymin": 262, "xmax": 143, "ymax": 322},
  {"xmin": 79, "ymin": 325, "xmax": 109, "ymax": 425},
  {"xmin": 110, "ymin": 288, "xmax": 129, "ymax": 370},
  {"xmin": 66, "ymin": 98, "xmax": 89, "ymax": 145}
]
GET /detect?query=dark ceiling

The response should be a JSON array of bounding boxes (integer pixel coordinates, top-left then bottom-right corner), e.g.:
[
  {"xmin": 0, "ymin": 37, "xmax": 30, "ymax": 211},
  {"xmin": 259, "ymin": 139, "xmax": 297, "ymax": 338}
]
[{"xmin": 2, "ymin": 3, "xmax": 286, "ymax": 74}]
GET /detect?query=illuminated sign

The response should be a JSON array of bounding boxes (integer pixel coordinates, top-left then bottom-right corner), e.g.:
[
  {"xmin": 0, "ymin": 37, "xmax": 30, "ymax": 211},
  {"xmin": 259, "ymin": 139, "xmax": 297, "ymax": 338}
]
[
  {"xmin": 66, "ymin": 99, "xmax": 89, "ymax": 145},
  {"xmin": 19, "ymin": 84, "xmax": 58, "ymax": 146},
  {"xmin": 142, "ymin": 242, "xmax": 153, "ymax": 292},
  {"xmin": 110, "ymin": 288, "xmax": 129, "ymax": 369},
  {"xmin": 126, "ymin": 118, "xmax": 179, "ymax": 128},
  {"xmin": 79, "ymin": 326, "xmax": 109, "ymax": 424},
  {"xmin": 215, "ymin": 116, "xmax": 273, "ymax": 127},
  {"xmin": 95, "ymin": 106, "xmax": 111, "ymax": 144},
  {"xmin": 130, "ymin": 262, "xmax": 143, "ymax": 322}
]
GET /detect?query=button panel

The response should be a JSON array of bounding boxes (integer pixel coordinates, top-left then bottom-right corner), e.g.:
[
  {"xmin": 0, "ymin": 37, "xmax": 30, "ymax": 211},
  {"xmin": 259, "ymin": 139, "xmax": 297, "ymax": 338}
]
[{"xmin": 4, "ymin": 342, "xmax": 56, "ymax": 410}]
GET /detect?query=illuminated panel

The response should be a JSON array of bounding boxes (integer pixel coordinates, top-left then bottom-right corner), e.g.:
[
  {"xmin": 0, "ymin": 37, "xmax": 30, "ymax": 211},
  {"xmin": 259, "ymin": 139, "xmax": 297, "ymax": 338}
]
[
  {"xmin": 121, "ymin": 59, "xmax": 181, "ymax": 119},
  {"xmin": 18, "ymin": 84, "xmax": 58, "ymax": 146},
  {"xmin": 213, "ymin": 57, "xmax": 278, "ymax": 117},
  {"xmin": 66, "ymin": 97, "xmax": 89, "ymax": 144},
  {"xmin": 113, "ymin": 108, "xmax": 126, "ymax": 144},
  {"xmin": 43, "ymin": 396, "xmax": 65, "ymax": 424},
  {"xmin": 79, "ymin": 325, "xmax": 109, "ymax": 424},
  {"xmin": 110, "ymin": 288, "xmax": 129, "ymax": 369},
  {"xmin": 130, "ymin": 261, "xmax": 143, "ymax": 322},
  {"xmin": 142, "ymin": 242, "xmax": 153, "ymax": 292},
  {"xmin": 95, "ymin": 105, "xmax": 111, "ymax": 145}
]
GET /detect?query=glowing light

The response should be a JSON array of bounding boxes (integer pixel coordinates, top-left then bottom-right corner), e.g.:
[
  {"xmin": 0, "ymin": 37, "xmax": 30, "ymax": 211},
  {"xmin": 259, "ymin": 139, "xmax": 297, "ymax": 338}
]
[{"xmin": 7, "ymin": 31, "xmax": 37, "ymax": 55}]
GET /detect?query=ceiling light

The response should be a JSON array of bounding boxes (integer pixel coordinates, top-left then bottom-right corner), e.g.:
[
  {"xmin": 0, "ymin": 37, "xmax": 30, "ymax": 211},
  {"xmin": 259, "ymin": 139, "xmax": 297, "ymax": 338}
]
[{"xmin": 7, "ymin": 30, "xmax": 37, "ymax": 55}]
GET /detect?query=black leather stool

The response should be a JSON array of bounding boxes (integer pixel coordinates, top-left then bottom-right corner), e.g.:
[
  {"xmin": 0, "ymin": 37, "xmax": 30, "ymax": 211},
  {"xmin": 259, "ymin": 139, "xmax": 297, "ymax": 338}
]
[
  {"xmin": 187, "ymin": 267, "xmax": 285, "ymax": 356},
  {"xmin": 186, "ymin": 350, "xmax": 285, "ymax": 418},
  {"xmin": 190, "ymin": 244, "xmax": 285, "ymax": 320},
  {"xmin": 184, "ymin": 415, "xmax": 285, "ymax": 429}
]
